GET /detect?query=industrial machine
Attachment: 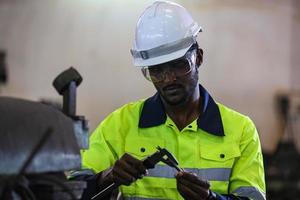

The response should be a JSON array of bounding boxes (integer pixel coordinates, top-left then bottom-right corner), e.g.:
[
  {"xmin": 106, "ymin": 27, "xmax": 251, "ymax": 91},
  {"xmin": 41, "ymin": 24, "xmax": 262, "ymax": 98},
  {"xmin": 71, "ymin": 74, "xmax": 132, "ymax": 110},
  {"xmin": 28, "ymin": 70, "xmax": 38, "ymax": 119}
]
[
  {"xmin": 0, "ymin": 67, "xmax": 88, "ymax": 199},
  {"xmin": 265, "ymin": 92, "xmax": 300, "ymax": 199},
  {"xmin": 0, "ymin": 50, "xmax": 7, "ymax": 84}
]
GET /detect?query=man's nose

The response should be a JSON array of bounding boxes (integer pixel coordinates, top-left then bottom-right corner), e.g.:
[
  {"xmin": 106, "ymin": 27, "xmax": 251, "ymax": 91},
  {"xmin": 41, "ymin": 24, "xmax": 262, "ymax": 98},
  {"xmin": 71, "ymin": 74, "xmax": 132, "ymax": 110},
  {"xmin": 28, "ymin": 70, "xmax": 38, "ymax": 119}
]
[{"xmin": 163, "ymin": 70, "xmax": 177, "ymax": 82}]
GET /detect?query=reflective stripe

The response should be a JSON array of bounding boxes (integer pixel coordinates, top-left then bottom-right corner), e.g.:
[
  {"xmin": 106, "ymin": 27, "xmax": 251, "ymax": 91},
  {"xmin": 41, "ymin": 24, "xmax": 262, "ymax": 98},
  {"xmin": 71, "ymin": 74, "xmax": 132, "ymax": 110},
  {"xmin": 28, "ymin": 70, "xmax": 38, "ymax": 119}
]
[
  {"xmin": 233, "ymin": 187, "xmax": 266, "ymax": 200},
  {"xmin": 147, "ymin": 165, "xmax": 231, "ymax": 181},
  {"xmin": 130, "ymin": 35, "xmax": 197, "ymax": 60},
  {"xmin": 186, "ymin": 168, "xmax": 231, "ymax": 181}
]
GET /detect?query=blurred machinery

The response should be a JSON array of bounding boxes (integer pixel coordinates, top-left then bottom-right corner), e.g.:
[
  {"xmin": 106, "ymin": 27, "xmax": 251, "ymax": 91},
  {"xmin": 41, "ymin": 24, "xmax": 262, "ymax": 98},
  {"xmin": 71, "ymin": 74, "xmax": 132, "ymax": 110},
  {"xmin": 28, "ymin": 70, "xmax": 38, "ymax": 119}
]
[
  {"xmin": 264, "ymin": 91, "xmax": 300, "ymax": 199},
  {"xmin": 0, "ymin": 50, "xmax": 8, "ymax": 84},
  {"xmin": 0, "ymin": 67, "xmax": 89, "ymax": 199}
]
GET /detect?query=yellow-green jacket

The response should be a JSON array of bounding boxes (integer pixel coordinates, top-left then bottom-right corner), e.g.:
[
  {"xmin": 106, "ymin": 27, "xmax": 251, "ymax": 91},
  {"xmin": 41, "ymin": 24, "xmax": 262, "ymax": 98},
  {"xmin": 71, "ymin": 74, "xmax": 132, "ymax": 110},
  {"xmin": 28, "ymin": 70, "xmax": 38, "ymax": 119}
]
[{"xmin": 82, "ymin": 85, "xmax": 266, "ymax": 200}]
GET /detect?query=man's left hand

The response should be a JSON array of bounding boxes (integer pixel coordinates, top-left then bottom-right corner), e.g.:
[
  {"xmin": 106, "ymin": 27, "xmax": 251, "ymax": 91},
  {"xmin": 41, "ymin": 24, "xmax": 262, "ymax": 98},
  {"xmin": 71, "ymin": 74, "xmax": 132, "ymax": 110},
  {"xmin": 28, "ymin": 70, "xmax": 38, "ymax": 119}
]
[{"xmin": 176, "ymin": 171, "xmax": 211, "ymax": 200}]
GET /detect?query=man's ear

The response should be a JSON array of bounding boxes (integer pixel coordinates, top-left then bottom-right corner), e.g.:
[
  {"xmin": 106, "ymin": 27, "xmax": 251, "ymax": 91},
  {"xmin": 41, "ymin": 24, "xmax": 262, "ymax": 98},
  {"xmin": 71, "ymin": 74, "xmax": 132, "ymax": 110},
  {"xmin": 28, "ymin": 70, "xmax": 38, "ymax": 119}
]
[{"xmin": 196, "ymin": 48, "xmax": 203, "ymax": 68}]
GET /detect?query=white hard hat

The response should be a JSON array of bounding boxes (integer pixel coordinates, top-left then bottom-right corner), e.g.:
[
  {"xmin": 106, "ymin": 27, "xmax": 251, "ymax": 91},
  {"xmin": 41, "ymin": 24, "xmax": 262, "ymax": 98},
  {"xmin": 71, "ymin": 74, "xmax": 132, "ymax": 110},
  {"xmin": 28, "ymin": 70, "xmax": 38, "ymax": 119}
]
[{"xmin": 131, "ymin": 1, "xmax": 202, "ymax": 67}]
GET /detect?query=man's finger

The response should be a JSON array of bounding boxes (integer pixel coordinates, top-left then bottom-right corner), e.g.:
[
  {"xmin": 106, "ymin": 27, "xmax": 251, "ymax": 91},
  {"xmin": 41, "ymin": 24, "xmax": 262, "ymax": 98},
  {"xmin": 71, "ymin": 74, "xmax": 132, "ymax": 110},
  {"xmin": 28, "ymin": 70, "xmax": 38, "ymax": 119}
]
[
  {"xmin": 176, "ymin": 171, "xmax": 210, "ymax": 189},
  {"xmin": 121, "ymin": 153, "xmax": 147, "ymax": 175},
  {"xmin": 113, "ymin": 167, "xmax": 136, "ymax": 186},
  {"xmin": 177, "ymin": 175, "xmax": 210, "ymax": 197},
  {"xmin": 177, "ymin": 181, "xmax": 208, "ymax": 200},
  {"xmin": 115, "ymin": 159, "xmax": 143, "ymax": 180}
]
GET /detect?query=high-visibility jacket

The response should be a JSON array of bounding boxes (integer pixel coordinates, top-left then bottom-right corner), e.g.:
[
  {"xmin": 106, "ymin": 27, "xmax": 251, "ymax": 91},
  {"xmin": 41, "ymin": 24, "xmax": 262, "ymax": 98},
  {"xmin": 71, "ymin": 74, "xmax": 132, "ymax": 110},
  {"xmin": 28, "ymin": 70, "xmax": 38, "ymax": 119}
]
[{"xmin": 82, "ymin": 85, "xmax": 266, "ymax": 200}]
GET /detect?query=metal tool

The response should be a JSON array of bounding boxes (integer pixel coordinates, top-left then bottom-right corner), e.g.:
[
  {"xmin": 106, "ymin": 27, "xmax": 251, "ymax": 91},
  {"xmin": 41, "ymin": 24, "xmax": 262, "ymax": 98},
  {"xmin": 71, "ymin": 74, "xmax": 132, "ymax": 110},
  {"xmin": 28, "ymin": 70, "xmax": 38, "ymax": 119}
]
[
  {"xmin": 91, "ymin": 146, "xmax": 182, "ymax": 200},
  {"xmin": 156, "ymin": 146, "xmax": 184, "ymax": 172}
]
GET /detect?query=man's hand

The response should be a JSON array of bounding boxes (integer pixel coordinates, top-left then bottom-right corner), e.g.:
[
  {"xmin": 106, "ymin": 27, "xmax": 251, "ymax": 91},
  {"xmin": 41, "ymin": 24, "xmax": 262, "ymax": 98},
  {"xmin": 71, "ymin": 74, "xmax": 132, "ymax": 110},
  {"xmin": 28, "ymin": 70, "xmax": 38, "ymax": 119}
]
[
  {"xmin": 109, "ymin": 153, "xmax": 147, "ymax": 186},
  {"xmin": 176, "ymin": 171, "xmax": 211, "ymax": 200}
]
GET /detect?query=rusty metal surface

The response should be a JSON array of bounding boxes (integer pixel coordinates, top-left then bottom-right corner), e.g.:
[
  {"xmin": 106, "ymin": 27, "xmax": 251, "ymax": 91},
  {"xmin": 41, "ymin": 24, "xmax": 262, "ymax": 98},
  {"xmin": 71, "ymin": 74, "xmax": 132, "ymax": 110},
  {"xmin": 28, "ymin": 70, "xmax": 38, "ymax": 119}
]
[{"xmin": 0, "ymin": 97, "xmax": 81, "ymax": 175}]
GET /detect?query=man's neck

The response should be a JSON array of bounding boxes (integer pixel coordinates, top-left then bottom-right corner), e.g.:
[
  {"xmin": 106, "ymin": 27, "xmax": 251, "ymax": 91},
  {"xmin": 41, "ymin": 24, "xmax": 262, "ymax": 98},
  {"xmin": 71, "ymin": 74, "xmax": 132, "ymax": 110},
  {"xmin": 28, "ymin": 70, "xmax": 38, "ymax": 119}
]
[{"xmin": 162, "ymin": 87, "xmax": 201, "ymax": 131}]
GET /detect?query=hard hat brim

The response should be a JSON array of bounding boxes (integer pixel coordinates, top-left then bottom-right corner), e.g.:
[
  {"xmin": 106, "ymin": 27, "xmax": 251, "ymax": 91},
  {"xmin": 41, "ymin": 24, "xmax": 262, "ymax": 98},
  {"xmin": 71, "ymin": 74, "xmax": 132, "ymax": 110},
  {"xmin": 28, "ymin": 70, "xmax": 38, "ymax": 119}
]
[{"xmin": 133, "ymin": 45, "xmax": 192, "ymax": 67}]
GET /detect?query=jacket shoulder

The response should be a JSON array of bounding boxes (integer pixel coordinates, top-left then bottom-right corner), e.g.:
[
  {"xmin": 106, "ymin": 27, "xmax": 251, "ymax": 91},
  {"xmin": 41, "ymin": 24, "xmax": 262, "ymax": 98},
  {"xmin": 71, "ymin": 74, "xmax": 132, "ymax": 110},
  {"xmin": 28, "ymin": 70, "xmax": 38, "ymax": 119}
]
[
  {"xmin": 217, "ymin": 102, "xmax": 252, "ymax": 124},
  {"xmin": 217, "ymin": 103, "xmax": 256, "ymax": 139},
  {"xmin": 100, "ymin": 99, "xmax": 145, "ymax": 127}
]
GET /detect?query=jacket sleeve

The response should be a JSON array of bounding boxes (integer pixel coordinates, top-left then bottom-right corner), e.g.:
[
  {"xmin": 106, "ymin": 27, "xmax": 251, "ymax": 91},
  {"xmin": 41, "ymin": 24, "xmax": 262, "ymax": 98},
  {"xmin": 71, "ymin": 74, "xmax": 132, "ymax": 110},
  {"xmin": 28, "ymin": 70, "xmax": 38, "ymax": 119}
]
[
  {"xmin": 70, "ymin": 170, "xmax": 121, "ymax": 200},
  {"xmin": 78, "ymin": 109, "xmax": 129, "ymax": 199},
  {"xmin": 81, "ymin": 110, "xmax": 124, "ymax": 173},
  {"xmin": 227, "ymin": 117, "xmax": 266, "ymax": 200}
]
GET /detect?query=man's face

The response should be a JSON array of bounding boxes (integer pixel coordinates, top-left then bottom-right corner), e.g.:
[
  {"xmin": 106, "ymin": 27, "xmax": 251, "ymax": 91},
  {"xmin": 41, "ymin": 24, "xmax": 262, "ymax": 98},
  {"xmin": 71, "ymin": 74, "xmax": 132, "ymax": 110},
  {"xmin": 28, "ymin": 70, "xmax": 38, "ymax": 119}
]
[{"xmin": 149, "ymin": 49, "xmax": 202, "ymax": 106}]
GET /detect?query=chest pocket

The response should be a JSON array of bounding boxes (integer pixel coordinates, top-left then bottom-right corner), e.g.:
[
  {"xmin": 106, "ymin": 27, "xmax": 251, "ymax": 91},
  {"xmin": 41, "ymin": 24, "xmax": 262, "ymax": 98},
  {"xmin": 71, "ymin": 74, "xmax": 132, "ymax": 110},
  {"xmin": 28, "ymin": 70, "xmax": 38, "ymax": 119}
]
[
  {"xmin": 199, "ymin": 144, "xmax": 241, "ymax": 169},
  {"xmin": 125, "ymin": 137, "xmax": 165, "ymax": 160}
]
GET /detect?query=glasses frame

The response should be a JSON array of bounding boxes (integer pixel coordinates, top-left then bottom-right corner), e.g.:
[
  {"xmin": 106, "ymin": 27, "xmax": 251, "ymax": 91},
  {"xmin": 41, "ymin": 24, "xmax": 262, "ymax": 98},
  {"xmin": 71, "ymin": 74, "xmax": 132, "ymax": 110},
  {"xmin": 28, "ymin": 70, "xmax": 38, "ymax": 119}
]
[{"xmin": 141, "ymin": 50, "xmax": 197, "ymax": 83}]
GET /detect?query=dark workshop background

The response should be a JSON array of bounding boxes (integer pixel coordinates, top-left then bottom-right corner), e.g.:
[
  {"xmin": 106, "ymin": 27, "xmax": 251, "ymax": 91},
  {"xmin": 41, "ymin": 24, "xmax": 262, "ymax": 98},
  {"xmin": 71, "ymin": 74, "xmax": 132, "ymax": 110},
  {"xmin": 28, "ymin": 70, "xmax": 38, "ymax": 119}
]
[{"xmin": 0, "ymin": 0, "xmax": 300, "ymax": 199}]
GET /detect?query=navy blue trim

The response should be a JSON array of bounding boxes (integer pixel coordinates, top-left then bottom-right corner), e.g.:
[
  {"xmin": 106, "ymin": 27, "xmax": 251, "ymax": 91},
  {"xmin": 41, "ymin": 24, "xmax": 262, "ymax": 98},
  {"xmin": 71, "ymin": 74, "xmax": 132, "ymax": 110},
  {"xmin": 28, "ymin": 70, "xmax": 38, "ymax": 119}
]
[
  {"xmin": 139, "ymin": 84, "xmax": 225, "ymax": 136},
  {"xmin": 139, "ymin": 93, "xmax": 166, "ymax": 128},
  {"xmin": 197, "ymin": 85, "xmax": 224, "ymax": 136}
]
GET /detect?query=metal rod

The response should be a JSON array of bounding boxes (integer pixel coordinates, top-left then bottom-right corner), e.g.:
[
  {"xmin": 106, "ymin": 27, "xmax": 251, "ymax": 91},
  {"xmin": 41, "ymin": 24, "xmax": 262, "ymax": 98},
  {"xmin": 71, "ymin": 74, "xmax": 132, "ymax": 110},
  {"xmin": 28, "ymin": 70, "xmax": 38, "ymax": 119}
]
[{"xmin": 91, "ymin": 182, "xmax": 117, "ymax": 200}]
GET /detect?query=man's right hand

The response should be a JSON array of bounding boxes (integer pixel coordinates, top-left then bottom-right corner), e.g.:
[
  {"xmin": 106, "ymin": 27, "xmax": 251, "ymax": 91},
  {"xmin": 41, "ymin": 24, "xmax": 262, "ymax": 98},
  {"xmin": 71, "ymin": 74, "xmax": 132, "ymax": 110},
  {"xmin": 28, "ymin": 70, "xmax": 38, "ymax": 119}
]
[{"xmin": 108, "ymin": 153, "xmax": 147, "ymax": 186}]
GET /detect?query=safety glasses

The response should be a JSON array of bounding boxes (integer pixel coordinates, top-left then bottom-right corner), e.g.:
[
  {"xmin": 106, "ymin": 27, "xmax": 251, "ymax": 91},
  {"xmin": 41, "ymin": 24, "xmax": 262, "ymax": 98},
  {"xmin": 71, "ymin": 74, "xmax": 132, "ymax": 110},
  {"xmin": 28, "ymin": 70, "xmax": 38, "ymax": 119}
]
[{"xmin": 141, "ymin": 50, "xmax": 197, "ymax": 83}]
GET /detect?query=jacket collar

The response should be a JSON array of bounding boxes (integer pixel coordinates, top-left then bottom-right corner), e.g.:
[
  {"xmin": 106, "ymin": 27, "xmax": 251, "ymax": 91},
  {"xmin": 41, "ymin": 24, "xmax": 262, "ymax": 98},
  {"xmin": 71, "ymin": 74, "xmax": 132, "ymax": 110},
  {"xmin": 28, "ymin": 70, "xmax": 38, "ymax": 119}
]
[{"xmin": 139, "ymin": 84, "xmax": 225, "ymax": 136}]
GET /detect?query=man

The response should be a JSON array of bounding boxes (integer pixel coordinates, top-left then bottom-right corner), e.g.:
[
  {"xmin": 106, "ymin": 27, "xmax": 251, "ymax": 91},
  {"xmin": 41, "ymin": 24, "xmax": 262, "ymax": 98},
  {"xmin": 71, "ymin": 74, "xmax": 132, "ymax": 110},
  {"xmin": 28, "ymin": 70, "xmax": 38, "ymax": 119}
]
[{"xmin": 80, "ymin": 1, "xmax": 266, "ymax": 199}]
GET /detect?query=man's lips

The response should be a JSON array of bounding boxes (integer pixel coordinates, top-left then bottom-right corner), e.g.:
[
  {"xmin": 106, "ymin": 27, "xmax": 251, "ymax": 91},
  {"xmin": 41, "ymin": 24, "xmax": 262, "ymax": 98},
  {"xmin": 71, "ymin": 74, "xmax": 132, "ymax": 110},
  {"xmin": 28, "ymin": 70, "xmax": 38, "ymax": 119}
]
[{"xmin": 163, "ymin": 84, "xmax": 183, "ymax": 92}]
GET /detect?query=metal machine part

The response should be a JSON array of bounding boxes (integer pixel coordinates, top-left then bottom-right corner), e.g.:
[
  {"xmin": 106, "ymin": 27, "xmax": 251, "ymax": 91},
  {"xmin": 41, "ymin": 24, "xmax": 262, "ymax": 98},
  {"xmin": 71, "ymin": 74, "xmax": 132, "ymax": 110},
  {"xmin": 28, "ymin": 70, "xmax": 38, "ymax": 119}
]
[
  {"xmin": 0, "ymin": 97, "xmax": 86, "ymax": 199},
  {"xmin": 0, "ymin": 50, "xmax": 7, "ymax": 84},
  {"xmin": 0, "ymin": 97, "xmax": 81, "ymax": 174},
  {"xmin": 0, "ymin": 67, "xmax": 89, "ymax": 199},
  {"xmin": 53, "ymin": 67, "xmax": 89, "ymax": 150}
]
